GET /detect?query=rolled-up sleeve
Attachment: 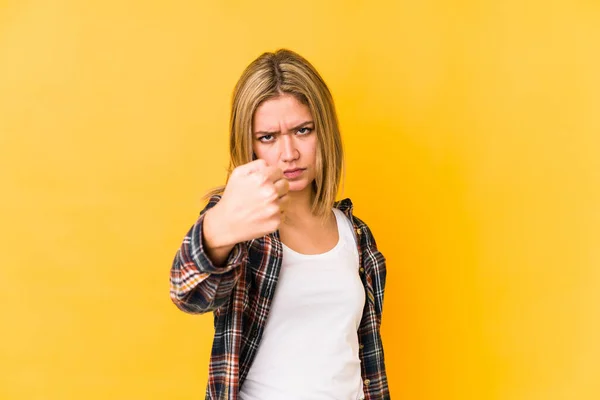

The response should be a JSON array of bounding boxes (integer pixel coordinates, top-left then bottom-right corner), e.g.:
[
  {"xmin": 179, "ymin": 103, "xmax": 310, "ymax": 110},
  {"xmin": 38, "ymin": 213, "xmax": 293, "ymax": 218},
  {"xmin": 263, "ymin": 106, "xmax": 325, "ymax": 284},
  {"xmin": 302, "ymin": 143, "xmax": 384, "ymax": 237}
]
[{"xmin": 170, "ymin": 197, "xmax": 248, "ymax": 314}]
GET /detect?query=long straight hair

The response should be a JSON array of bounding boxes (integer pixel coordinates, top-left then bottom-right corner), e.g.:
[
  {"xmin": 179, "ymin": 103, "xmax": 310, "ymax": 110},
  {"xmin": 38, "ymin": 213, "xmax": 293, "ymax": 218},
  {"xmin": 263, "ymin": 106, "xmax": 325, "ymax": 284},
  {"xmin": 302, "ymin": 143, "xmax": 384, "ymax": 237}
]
[{"xmin": 205, "ymin": 49, "xmax": 345, "ymax": 217}]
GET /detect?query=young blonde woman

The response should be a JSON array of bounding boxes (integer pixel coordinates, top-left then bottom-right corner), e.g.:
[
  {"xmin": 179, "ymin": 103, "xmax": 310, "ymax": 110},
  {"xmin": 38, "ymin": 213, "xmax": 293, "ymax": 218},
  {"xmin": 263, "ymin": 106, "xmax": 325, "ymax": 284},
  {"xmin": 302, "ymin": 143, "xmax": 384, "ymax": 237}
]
[{"xmin": 170, "ymin": 49, "xmax": 389, "ymax": 400}]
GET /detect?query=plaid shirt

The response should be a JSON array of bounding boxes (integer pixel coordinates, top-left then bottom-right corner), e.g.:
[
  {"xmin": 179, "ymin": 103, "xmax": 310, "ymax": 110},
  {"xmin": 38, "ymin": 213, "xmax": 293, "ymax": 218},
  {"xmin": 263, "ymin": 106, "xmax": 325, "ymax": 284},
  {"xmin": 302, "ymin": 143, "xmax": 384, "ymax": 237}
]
[{"xmin": 170, "ymin": 195, "xmax": 390, "ymax": 400}]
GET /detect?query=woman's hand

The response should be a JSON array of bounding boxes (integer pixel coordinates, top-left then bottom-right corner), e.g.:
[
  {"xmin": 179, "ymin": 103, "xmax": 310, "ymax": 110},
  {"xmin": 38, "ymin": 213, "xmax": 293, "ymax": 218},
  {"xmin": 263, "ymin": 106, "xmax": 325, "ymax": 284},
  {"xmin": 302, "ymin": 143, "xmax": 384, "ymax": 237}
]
[{"xmin": 205, "ymin": 159, "xmax": 289, "ymax": 249}]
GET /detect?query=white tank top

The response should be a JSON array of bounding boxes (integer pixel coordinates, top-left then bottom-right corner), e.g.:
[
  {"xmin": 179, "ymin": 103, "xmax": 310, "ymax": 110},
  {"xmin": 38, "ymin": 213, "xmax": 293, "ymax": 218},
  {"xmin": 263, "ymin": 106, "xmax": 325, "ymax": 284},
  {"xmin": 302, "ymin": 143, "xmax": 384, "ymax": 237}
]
[{"xmin": 239, "ymin": 208, "xmax": 366, "ymax": 400}]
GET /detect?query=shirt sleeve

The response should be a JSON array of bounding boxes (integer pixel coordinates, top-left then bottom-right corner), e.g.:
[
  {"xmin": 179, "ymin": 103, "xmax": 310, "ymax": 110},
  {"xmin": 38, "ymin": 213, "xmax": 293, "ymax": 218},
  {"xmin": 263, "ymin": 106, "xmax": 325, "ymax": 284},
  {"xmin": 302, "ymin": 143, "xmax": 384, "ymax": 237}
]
[
  {"xmin": 169, "ymin": 195, "xmax": 248, "ymax": 314},
  {"xmin": 356, "ymin": 216, "xmax": 387, "ymax": 320}
]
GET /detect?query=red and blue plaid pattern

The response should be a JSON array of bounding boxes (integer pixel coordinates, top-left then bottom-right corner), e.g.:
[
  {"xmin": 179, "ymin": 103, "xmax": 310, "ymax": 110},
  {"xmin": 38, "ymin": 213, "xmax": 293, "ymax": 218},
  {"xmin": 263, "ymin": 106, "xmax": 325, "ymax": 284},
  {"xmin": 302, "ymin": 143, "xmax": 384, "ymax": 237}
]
[{"xmin": 170, "ymin": 195, "xmax": 390, "ymax": 399}]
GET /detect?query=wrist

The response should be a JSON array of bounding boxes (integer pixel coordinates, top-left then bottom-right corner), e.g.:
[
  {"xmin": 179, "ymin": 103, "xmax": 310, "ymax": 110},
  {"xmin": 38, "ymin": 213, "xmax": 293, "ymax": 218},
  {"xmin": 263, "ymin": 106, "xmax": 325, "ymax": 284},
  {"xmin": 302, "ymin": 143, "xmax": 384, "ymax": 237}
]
[{"xmin": 204, "ymin": 204, "xmax": 237, "ymax": 249}]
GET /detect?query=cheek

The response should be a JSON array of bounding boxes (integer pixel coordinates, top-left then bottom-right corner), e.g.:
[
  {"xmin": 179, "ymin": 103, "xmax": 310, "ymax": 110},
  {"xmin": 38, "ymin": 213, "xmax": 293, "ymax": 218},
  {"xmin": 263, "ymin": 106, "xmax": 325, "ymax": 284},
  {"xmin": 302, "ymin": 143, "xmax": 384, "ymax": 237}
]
[
  {"xmin": 304, "ymin": 139, "xmax": 318, "ymax": 163},
  {"xmin": 253, "ymin": 144, "xmax": 276, "ymax": 163},
  {"xmin": 251, "ymin": 143, "xmax": 260, "ymax": 158}
]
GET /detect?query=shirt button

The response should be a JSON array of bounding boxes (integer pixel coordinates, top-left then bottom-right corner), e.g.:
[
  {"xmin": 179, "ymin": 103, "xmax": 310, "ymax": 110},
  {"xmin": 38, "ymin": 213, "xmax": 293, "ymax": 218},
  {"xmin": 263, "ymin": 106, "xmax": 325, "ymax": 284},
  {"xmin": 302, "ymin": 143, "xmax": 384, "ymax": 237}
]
[
  {"xmin": 359, "ymin": 343, "xmax": 364, "ymax": 350},
  {"xmin": 364, "ymin": 379, "xmax": 371, "ymax": 386},
  {"xmin": 359, "ymin": 267, "xmax": 365, "ymax": 273},
  {"xmin": 356, "ymin": 228, "xmax": 362, "ymax": 235}
]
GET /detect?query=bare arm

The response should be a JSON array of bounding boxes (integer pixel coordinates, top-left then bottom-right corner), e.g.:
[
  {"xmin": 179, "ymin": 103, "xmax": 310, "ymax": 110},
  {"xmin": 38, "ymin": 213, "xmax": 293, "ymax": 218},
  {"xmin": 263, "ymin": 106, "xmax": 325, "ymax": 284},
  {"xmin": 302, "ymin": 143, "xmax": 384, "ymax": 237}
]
[{"xmin": 202, "ymin": 204, "xmax": 237, "ymax": 267}]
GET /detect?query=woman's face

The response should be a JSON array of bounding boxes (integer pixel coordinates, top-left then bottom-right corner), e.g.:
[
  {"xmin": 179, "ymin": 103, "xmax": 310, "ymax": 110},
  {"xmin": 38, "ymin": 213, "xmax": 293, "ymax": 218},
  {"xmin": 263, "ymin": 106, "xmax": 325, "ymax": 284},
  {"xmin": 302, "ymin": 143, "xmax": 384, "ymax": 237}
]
[{"xmin": 252, "ymin": 94, "xmax": 317, "ymax": 194}]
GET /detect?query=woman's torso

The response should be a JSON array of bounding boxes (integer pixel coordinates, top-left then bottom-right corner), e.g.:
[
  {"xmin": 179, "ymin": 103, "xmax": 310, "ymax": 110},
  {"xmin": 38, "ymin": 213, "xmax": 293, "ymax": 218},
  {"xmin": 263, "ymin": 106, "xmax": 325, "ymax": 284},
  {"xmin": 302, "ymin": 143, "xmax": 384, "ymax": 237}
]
[{"xmin": 238, "ymin": 208, "xmax": 366, "ymax": 400}]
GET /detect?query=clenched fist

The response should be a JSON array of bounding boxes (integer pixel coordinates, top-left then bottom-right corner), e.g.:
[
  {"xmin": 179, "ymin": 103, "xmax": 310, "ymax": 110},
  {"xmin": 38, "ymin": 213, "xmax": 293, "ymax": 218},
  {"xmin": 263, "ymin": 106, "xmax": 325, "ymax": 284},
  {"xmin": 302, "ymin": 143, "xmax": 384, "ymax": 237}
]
[{"xmin": 204, "ymin": 159, "xmax": 289, "ymax": 251}]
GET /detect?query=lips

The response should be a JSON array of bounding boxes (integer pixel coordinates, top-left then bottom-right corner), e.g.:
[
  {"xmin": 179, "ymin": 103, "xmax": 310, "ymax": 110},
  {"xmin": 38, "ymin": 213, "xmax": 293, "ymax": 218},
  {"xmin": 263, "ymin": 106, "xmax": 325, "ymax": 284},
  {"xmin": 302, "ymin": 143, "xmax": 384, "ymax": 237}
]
[{"xmin": 283, "ymin": 168, "xmax": 305, "ymax": 179}]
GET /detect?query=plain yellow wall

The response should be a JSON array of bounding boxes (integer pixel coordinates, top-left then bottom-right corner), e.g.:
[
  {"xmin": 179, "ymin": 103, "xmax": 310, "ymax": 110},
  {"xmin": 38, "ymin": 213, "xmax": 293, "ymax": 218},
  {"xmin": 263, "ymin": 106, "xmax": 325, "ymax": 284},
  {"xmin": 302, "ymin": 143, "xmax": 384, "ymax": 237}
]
[{"xmin": 1, "ymin": 1, "xmax": 599, "ymax": 399}]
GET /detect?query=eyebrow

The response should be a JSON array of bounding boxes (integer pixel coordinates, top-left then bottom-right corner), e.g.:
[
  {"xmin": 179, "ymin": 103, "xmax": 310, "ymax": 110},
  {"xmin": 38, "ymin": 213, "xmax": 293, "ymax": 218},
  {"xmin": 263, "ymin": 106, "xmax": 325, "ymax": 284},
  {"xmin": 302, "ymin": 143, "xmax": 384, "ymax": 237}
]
[{"xmin": 254, "ymin": 120, "xmax": 314, "ymax": 136}]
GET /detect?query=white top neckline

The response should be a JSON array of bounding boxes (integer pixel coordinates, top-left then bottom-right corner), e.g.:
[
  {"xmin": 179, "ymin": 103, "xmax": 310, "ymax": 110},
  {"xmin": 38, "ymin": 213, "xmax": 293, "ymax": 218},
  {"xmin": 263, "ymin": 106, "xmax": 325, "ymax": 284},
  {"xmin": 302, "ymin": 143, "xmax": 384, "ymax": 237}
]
[{"xmin": 280, "ymin": 209, "xmax": 343, "ymax": 259}]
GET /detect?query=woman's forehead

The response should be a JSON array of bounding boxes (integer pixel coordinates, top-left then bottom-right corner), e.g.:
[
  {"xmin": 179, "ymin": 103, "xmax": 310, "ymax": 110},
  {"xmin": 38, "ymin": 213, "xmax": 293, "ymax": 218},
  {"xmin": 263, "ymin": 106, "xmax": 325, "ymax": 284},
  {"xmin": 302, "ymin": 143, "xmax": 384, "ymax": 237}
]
[{"xmin": 253, "ymin": 95, "xmax": 313, "ymax": 131}]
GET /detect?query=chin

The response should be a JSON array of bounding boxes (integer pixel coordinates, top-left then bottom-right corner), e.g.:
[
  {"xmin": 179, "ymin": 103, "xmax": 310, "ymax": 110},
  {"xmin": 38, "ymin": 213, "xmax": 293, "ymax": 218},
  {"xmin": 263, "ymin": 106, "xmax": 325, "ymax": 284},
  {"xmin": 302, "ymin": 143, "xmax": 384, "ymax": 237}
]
[{"xmin": 287, "ymin": 180, "xmax": 312, "ymax": 193}]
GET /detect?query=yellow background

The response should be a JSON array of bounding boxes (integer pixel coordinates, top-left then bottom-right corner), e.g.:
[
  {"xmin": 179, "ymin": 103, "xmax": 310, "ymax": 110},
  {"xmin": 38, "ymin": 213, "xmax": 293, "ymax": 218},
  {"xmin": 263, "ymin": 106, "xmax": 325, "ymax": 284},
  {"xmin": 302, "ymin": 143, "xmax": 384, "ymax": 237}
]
[{"xmin": 1, "ymin": 1, "xmax": 599, "ymax": 399}]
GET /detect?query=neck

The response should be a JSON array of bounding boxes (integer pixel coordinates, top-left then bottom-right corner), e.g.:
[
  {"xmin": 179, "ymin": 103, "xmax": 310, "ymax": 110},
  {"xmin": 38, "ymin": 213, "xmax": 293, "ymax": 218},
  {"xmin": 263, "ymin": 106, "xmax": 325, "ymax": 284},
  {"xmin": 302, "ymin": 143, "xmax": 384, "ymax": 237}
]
[{"xmin": 283, "ymin": 187, "xmax": 315, "ymax": 226}]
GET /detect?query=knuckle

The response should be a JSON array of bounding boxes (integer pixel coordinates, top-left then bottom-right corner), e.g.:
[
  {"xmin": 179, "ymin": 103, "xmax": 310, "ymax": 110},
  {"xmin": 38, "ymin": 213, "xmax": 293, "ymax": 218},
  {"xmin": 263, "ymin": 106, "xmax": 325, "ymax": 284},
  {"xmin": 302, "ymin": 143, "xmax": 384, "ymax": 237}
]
[
  {"xmin": 231, "ymin": 166, "xmax": 242, "ymax": 177},
  {"xmin": 254, "ymin": 161, "xmax": 267, "ymax": 171},
  {"xmin": 267, "ymin": 204, "xmax": 280, "ymax": 216},
  {"xmin": 251, "ymin": 172, "xmax": 266, "ymax": 185},
  {"xmin": 262, "ymin": 185, "xmax": 277, "ymax": 199}
]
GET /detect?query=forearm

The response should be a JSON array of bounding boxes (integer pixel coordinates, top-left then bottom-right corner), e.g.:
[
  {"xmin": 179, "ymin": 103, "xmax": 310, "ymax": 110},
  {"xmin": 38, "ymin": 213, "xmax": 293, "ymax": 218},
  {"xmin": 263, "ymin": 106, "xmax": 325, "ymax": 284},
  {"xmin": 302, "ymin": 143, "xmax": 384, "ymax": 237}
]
[{"xmin": 202, "ymin": 204, "xmax": 237, "ymax": 268}]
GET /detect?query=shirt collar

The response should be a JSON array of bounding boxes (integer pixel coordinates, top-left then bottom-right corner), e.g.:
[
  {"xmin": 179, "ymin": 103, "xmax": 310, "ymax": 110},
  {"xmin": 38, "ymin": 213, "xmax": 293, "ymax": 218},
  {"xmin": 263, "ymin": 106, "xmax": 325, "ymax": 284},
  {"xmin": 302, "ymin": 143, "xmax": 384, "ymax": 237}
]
[{"xmin": 334, "ymin": 197, "xmax": 354, "ymax": 219}]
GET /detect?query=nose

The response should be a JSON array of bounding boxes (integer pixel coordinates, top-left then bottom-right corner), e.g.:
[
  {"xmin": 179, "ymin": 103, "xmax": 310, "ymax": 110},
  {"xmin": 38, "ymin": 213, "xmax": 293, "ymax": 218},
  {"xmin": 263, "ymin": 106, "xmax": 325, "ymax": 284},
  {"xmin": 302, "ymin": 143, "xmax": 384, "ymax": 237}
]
[{"xmin": 280, "ymin": 134, "xmax": 299, "ymax": 162}]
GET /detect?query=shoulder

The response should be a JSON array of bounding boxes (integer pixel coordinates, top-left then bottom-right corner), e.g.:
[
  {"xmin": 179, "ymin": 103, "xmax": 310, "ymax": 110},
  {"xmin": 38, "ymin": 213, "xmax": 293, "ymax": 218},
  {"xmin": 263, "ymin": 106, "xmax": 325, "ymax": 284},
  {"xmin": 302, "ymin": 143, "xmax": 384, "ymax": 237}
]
[{"xmin": 334, "ymin": 197, "xmax": 380, "ymax": 248}]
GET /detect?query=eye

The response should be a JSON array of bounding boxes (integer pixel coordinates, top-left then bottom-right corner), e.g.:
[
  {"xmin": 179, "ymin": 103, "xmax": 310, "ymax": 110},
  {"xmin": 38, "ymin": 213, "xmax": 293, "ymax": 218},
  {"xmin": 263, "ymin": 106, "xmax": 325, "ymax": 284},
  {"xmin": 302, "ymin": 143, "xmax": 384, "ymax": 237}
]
[
  {"xmin": 258, "ymin": 134, "xmax": 274, "ymax": 143},
  {"xmin": 297, "ymin": 127, "xmax": 313, "ymax": 135}
]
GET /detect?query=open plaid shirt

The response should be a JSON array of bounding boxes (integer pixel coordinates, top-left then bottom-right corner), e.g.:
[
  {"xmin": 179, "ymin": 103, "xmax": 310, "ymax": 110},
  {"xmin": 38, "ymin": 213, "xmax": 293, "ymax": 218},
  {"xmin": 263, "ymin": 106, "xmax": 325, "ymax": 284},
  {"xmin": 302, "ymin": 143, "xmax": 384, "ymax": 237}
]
[{"xmin": 170, "ymin": 195, "xmax": 390, "ymax": 399}]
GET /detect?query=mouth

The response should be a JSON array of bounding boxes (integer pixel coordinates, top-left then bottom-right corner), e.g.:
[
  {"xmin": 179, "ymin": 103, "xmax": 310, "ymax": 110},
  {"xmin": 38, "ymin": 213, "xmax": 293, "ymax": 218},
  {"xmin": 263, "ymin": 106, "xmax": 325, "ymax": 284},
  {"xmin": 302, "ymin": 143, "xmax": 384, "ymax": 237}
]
[{"xmin": 283, "ymin": 168, "xmax": 305, "ymax": 179}]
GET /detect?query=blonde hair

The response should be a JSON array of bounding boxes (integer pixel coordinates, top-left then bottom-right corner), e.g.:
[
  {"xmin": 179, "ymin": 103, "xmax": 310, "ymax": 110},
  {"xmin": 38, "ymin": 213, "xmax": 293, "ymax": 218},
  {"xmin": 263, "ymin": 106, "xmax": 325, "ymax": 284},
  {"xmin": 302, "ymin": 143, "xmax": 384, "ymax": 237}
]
[{"xmin": 204, "ymin": 49, "xmax": 345, "ymax": 217}]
